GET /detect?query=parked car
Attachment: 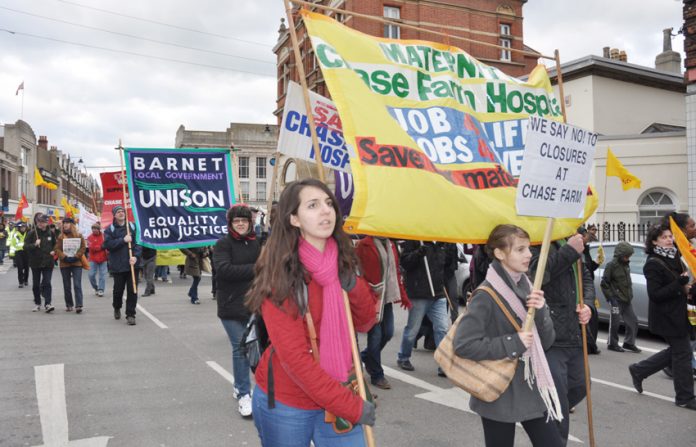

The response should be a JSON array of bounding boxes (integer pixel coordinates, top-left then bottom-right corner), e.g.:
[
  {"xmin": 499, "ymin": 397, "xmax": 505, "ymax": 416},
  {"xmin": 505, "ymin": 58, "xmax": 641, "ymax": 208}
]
[
  {"xmin": 454, "ymin": 243, "xmax": 472, "ymax": 303},
  {"xmin": 589, "ymin": 241, "xmax": 649, "ymax": 328}
]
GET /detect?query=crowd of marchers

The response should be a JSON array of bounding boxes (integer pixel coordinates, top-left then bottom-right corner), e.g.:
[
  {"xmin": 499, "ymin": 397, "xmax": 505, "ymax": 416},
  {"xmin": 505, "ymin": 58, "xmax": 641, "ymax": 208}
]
[{"xmin": 10, "ymin": 182, "xmax": 696, "ymax": 447}]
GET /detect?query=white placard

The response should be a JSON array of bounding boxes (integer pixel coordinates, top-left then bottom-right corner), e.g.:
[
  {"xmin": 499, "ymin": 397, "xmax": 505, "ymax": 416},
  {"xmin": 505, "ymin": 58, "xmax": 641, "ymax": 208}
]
[
  {"xmin": 516, "ymin": 116, "xmax": 597, "ymax": 218},
  {"xmin": 62, "ymin": 238, "xmax": 80, "ymax": 258},
  {"xmin": 276, "ymin": 81, "xmax": 352, "ymax": 173}
]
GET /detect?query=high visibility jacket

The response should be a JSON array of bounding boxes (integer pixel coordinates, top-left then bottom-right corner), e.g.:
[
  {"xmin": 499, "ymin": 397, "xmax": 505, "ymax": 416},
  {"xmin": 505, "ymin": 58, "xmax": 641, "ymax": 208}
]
[{"xmin": 9, "ymin": 230, "xmax": 26, "ymax": 256}]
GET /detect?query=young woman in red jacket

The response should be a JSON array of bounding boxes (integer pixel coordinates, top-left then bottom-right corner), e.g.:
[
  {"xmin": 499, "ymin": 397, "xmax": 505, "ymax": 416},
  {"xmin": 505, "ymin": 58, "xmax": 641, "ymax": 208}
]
[{"xmin": 246, "ymin": 178, "xmax": 377, "ymax": 447}]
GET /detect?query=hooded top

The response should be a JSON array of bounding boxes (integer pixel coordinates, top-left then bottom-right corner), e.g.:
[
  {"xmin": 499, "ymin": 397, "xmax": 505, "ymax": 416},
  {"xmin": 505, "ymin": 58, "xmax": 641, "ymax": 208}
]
[{"xmin": 600, "ymin": 242, "xmax": 634, "ymax": 303}]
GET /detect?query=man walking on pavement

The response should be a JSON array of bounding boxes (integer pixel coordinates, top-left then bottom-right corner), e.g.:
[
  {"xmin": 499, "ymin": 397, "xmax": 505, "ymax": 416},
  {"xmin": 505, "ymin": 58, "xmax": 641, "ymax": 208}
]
[
  {"xmin": 24, "ymin": 213, "xmax": 55, "ymax": 312},
  {"xmin": 103, "ymin": 205, "xmax": 141, "ymax": 326},
  {"xmin": 87, "ymin": 223, "xmax": 108, "ymax": 297}
]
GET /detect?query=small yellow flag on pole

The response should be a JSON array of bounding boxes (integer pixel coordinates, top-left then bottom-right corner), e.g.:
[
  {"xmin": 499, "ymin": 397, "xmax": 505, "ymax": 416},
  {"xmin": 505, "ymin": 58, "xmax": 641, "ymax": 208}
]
[
  {"xmin": 606, "ymin": 148, "xmax": 641, "ymax": 191},
  {"xmin": 670, "ymin": 217, "xmax": 696, "ymax": 277}
]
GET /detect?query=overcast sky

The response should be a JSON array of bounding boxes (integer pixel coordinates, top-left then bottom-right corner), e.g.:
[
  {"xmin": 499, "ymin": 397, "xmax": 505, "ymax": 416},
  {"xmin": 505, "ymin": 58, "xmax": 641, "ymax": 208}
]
[{"xmin": 0, "ymin": 0, "xmax": 686, "ymax": 181}]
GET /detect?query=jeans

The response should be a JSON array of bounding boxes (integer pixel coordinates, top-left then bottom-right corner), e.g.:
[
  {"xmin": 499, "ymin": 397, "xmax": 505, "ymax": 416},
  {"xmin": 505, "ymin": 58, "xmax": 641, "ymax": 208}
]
[
  {"xmin": 0, "ymin": 247, "xmax": 6, "ymax": 263},
  {"xmin": 155, "ymin": 265, "xmax": 169, "ymax": 280},
  {"xmin": 188, "ymin": 275, "xmax": 201, "ymax": 301},
  {"xmin": 142, "ymin": 256, "xmax": 156, "ymax": 292},
  {"xmin": 15, "ymin": 250, "xmax": 28, "ymax": 284},
  {"xmin": 631, "ymin": 334, "xmax": 695, "ymax": 405},
  {"xmin": 481, "ymin": 416, "xmax": 563, "ymax": 447},
  {"xmin": 546, "ymin": 347, "xmax": 587, "ymax": 445},
  {"xmin": 398, "ymin": 297, "xmax": 448, "ymax": 361},
  {"xmin": 31, "ymin": 267, "xmax": 53, "ymax": 305},
  {"xmin": 608, "ymin": 300, "xmax": 638, "ymax": 347},
  {"xmin": 220, "ymin": 318, "xmax": 252, "ymax": 397},
  {"xmin": 88, "ymin": 261, "xmax": 107, "ymax": 292},
  {"xmin": 113, "ymin": 271, "xmax": 137, "ymax": 317},
  {"xmin": 61, "ymin": 266, "xmax": 83, "ymax": 307},
  {"xmin": 252, "ymin": 386, "xmax": 366, "ymax": 447},
  {"xmin": 361, "ymin": 303, "xmax": 394, "ymax": 382}
]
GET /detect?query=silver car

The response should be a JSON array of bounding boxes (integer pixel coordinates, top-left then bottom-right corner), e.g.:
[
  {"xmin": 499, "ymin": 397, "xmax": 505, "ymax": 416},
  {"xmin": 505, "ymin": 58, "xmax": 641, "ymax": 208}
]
[{"xmin": 589, "ymin": 242, "xmax": 649, "ymax": 328}]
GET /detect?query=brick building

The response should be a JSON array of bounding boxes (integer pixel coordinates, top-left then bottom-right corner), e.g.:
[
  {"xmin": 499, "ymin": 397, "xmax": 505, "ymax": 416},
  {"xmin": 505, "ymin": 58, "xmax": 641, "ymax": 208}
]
[{"xmin": 273, "ymin": 0, "xmax": 538, "ymax": 122}]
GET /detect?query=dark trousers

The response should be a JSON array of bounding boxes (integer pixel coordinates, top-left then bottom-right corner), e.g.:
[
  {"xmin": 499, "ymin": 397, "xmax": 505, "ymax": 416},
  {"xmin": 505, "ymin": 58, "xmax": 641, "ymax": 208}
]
[
  {"xmin": 481, "ymin": 416, "xmax": 563, "ymax": 447},
  {"xmin": 608, "ymin": 300, "xmax": 638, "ymax": 347},
  {"xmin": 15, "ymin": 250, "xmax": 28, "ymax": 284},
  {"xmin": 112, "ymin": 271, "xmax": 138, "ymax": 317},
  {"xmin": 188, "ymin": 275, "xmax": 201, "ymax": 301},
  {"xmin": 586, "ymin": 306, "xmax": 599, "ymax": 352},
  {"xmin": 445, "ymin": 274, "xmax": 458, "ymax": 323},
  {"xmin": 631, "ymin": 334, "xmax": 695, "ymax": 404},
  {"xmin": 361, "ymin": 303, "xmax": 394, "ymax": 383},
  {"xmin": 546, "ymin": 346, "xmax": 587, "ymax": 445},
  {"xmin": 31, "ymin": 267, "xmax": 53, "ymax": 305}
]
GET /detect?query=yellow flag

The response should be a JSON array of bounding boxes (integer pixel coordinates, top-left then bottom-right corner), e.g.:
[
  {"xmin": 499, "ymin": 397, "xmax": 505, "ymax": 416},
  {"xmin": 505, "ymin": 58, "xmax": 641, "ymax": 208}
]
[
  {"xmin": 53, "ymin": 208, "xmax": 60, "ymax": 221},
  {"xmin": 300, "ymin": 10, "xmax": 597, "ymax": 243},
  {"xmin": 34, "ymin": 167, "xmax": 58, "ymax": 190},
  {"xmin": 606, "ymin": 148, "xmax": 641, "ymax": 191},
  {"xmin": 670, "ymin": 217, "xmax": 696, "ymax": 277}
]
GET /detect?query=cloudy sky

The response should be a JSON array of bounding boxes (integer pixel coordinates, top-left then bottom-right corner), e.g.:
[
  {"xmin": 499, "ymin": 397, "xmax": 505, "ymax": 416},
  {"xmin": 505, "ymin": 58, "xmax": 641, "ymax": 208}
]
[{"xmin": 0, "ymin": 0, "xmax": 686, "ymax": 181}]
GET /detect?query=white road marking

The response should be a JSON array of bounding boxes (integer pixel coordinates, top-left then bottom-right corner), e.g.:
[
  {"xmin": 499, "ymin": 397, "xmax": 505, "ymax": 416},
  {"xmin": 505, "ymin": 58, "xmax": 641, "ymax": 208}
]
[
  {"xmin": 382, "ymin": 366, "xmax": 584, "ymax": 443},
  {"xmin": 206, "ymin": 360, "xmax": 235, "ymax": 386},
  {"xmin": 33, "ymin": 364, "xmax": 111, "ymax": 446},
  {"xmin": 591, "ymin": 377, "xmax": 673, "ymax": 403},
  {"xmin": 596, "ymin": 338, "xmax": 660, "ymax": 354},
  {"xmin": 136, "ymin": 304, "xmax": 168, "ymax": 329}
]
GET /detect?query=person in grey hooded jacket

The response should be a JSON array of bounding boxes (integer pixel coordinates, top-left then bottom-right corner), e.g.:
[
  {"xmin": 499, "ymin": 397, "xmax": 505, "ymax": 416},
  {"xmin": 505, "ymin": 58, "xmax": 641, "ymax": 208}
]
[{"xmin": 601, "ymin": 241, "xmax": 640, "ymax": 352}]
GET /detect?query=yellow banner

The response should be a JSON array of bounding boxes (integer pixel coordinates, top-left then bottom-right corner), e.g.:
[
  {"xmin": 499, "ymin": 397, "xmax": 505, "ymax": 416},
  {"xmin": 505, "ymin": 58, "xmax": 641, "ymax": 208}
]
[
  {"xmin": 670, "ymin": 217, "xmax": 696, "ymax": 277},
  {"xmin": 302, "ymin": 10, "xmax": 597, "ymax": 243},
  {"xmin": 155, "ymin": 249, "xmax": 186, "ymax": 266}
]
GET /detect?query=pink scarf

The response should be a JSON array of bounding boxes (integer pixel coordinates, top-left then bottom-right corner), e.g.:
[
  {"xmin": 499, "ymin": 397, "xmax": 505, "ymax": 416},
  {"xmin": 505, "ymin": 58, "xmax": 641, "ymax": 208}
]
[
  {"xmin": 298, "ymin": 237, "xmax": 352, "ymax": 382},
  {"xmin": 486, "ymin": 265, "xmax": 563, "ymax": 422}
]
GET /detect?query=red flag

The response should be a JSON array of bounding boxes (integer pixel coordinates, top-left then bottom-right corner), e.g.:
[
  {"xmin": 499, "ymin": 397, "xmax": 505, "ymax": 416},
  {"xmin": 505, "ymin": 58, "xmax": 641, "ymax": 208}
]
[
  {"xmin": 15, "ymin": 194, "xmax": 28, "ymax": 220},
  {"xmin": 15, "ymin": 81, "xmax": 24, "ymax": 96}
]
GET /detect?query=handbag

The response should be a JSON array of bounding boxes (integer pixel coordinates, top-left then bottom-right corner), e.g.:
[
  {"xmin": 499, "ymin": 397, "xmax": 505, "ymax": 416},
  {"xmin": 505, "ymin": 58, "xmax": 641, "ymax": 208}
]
[
  {"xmin": 201, "ymin": 257, "xmax": 212, "ymax": 274},
  {"xmin": 240, "ymin": 313, "xmax": 269, "ymax": 372},
  {"xmin": 434, "ymin": 285, "xmax": 520, "ymax": 402},
  {"xmin": 81, "ymin": 254, "xmax": 90, "ymax": 270}
]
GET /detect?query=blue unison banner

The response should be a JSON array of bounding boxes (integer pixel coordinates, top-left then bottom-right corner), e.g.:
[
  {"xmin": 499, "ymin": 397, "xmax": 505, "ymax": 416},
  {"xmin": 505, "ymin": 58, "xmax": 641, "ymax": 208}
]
[{"xmin": 124, "ymin": 148, "xmax": 235, "ymax": 249}]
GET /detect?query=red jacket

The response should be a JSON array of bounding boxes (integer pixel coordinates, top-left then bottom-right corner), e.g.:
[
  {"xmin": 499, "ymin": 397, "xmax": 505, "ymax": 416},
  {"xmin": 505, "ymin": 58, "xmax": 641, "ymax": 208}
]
[
  {"xmin": 355, "ymin": 236, "xmax": 411, "ymax": 309},
  {"xmin": 254, "ymin": 275, "xmax": 376, "ymax": 423},
  {"xmin": 87, "ymin": 232, "xmax": 107, "ymax": 263}
]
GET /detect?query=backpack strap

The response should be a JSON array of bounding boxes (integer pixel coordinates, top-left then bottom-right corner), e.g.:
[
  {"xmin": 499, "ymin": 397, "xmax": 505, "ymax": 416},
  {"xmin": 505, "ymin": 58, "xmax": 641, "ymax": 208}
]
[
  {"xmin": 267, "ymin": 347, "xmax": 276, "ymax": 409},
  {"xmin": 476, "ymin": 285, "xmax": 521, "ymax": 332}
]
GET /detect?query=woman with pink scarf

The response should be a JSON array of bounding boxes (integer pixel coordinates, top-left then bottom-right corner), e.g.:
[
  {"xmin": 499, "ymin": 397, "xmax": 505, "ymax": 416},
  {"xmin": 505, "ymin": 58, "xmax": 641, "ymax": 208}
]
[
  {"xmin": 246, "ymin": 179, "xmax": 377, "ymax": 447},
  {"xmin": 453, "ymin": 224, "xmax": 563, "ymax": 447}
]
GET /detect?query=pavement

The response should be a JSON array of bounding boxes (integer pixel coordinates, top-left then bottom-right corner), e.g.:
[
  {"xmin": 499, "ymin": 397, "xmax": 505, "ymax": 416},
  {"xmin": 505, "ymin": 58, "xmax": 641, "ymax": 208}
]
[{"xmin": 1, "ymin": 265, "xmax": 695, "ymax": 446}]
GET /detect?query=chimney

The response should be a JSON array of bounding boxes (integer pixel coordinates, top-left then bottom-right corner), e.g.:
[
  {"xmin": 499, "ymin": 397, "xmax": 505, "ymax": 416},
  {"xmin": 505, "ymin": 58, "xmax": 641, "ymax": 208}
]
[
  {"xmin": 610, "ymin": 48, "xmax": 620, "ymax": 59},
  {"xmin": 38, "ymin": 136, "xmax": 48, "ymax": 151},
  {"xmin": 619, "ymin": 50, "xmax": 627, "ymax": 62},
  {"xmin": 655, "ymin": 27, "xmax": 682, "ymax": 73},
  {"xmin": 603, "ymin": 46, "xmax": 610, "ymax": 58}
]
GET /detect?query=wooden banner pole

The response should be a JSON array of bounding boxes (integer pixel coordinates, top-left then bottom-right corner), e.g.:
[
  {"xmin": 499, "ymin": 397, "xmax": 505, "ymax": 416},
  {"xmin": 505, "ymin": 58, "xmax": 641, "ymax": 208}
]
[
  {"xmin": 284, "ymin": 0, "xmax": 326, "ymax": 183},
  {"xmin": 116, "ymin": 140, "xmax": 137, "ymax": 294}
]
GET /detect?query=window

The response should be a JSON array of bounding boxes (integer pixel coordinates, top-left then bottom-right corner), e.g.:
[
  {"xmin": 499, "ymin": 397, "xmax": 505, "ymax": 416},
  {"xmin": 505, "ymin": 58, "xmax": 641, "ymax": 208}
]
[
  {"xmin": 256, "ymin": 157, "xmax": 267, "ymax": 179},
  {"xmin": 500, "ymin": 38, "xmax": 511, "ymax": 61},
  {"xmin": 384, "ymin": 6, "xmax": 400, "ymax": 39},
  {"xmin": 257, "ymin": 182, "xmax": 266, "ymax": 202},
  {"xmin": 638, "ymin": 190, "xmax": 675, "ymax": 226},
  {"xmin": 240, "ymin": 182, "xmax": 249, "ymax": 202},
  {"xmin": 500, "ymin": 23, "xmax": 511, "ymax": 36},
  {"xmin": 238, "ymin": 156, "xmax": 249, "ymax": 179}
]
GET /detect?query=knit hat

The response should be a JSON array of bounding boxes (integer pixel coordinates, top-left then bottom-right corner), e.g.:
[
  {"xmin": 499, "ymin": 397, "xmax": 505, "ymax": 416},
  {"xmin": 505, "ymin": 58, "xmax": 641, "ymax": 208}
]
[
  {"xmin": 112, "ymin": 205, "xmax": 125, "ymax": 215},
  {"xmin": 227, "ymin": 204, "xmax": 252, "ymax": 225}
]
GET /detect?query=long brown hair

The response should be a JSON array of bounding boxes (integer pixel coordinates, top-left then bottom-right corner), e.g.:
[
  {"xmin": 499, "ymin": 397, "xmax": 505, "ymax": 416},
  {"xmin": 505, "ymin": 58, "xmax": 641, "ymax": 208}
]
[{"xmin": 246, "ymin": 178, "xmax": 358, "ymax": 314}]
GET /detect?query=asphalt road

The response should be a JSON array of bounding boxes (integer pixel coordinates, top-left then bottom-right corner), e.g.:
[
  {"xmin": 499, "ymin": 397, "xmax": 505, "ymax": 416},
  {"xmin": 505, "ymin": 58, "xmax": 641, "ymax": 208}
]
[{"xmin": 1, "ymin": 265, "xmax": 694, "ymax": 447}]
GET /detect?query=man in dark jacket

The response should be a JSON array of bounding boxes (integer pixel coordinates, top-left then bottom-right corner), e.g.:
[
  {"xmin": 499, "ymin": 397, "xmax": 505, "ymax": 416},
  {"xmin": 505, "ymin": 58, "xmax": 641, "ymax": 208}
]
[
  {"xmin": 397, "ymin": 240, "xmax": 453, "ymax": 376},
  {"xmin": 103, "ymin": 205, "xmax": 141, "ymax": 325},
  {"xmin": 601, "ymin": 241, "xmax": 640, "ymax": 352},
  {"xmin": 213, "ymin": 205, "xmax": 261, "ymax": 417},
  {"xmin": 25, "ymin": 213, "xmax": 55, "ymax": 312},
  {"xmin": 530, "ymin": 233, "xmax": 594, "ymax": 445}
]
